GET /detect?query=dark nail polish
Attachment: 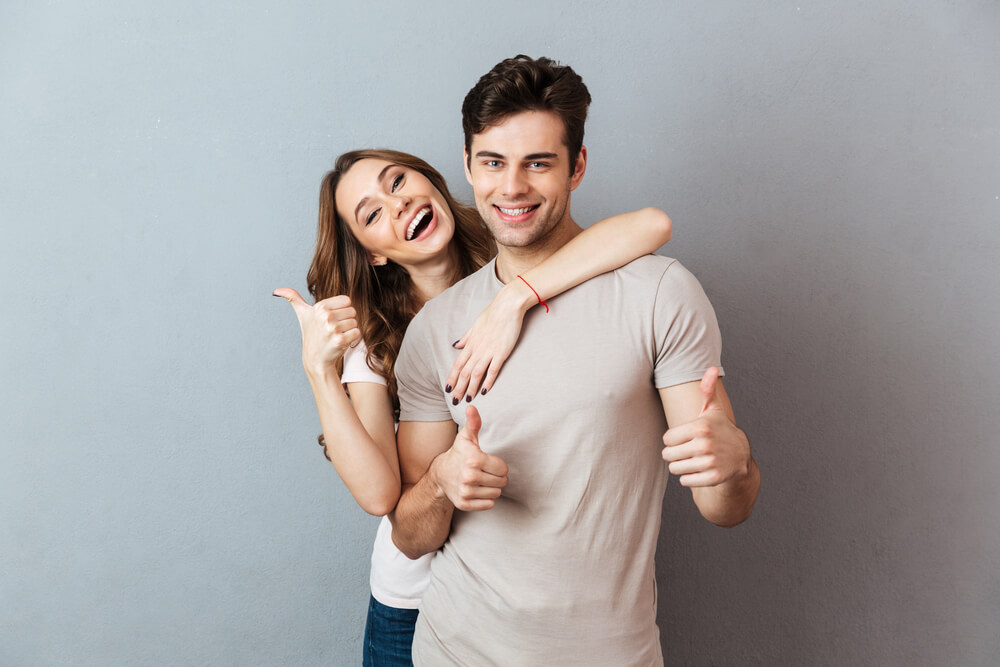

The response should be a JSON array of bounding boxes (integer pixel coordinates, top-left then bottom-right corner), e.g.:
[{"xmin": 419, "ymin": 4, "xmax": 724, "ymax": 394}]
[
  {"xmin": 445, "ymin": 384, "xmax": 452, "ymax": 393},
  {"xmin": 452, "ymin": 396, "xmax": 460, "ymax": 406},
  {"xmin": 272, "ymin": 293, "xmax": 281, "ymax": 297},
  {"xmin": 465, "ymin": 395, "xmax": 472, "ymax": 403},
  {"xmin": 481, "ymin": 388, "xmax": 488, "ymax": 395},
  {"xmin": 452, "ymin": 340, "xmax": 460, "ymax": 347}
]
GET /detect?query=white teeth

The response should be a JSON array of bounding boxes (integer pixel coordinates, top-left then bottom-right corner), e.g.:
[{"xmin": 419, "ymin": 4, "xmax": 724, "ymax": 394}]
[
  {"xmin": 406, "ymin": 207, "xmax": 431, "ymax": 240},
  {"xmin": 498, "ymin": 206, "xmax": 535, "ymax": 216}
]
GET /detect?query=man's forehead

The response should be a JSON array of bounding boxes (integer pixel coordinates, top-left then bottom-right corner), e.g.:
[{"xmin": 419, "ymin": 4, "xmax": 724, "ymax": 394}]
[{"xmin": 470, "ymin": 110, "xmax": 568, "ymax": 159}]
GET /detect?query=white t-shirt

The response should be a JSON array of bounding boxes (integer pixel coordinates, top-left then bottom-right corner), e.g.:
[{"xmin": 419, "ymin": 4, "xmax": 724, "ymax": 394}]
[{"xmin": 341, "ymin": 340, "xmax": 433, "ymax": 609}]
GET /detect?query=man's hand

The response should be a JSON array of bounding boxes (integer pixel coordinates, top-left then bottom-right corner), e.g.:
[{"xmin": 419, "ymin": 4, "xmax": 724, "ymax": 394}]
[
  {"xmin": 430, "ymin": 406, "xmax": 508, "ymax": 511},
  {"xmin": 662, "ymin": 367, "xmax": 752, "ymax": 487}
]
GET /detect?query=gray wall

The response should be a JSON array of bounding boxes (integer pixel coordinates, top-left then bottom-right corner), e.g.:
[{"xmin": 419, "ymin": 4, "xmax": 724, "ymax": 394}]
[{"xmin": 3, "ymin": 1, "xmax": 997, "ymax": 665}]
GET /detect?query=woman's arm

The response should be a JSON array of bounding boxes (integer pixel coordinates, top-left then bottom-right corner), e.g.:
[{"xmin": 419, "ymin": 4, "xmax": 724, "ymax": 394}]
[
  {"xmin": 274, "ymin": 288, "xmax": 401, "ymax": 517},
  {"xmin": 445, "ymin": 207, "xmax": 672, "ymax": 401}
]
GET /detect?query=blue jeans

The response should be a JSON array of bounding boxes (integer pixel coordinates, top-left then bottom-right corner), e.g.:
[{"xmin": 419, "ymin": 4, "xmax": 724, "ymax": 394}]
[{"xmin": 362, "ymin": 595, "xmax": 419, "ymax": 667}]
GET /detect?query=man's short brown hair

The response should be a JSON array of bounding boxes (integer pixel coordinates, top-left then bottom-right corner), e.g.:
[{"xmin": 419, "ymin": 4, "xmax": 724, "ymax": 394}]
[{"xmin": 462, "ymin": 55, "xmax": 592, "ymax": 173}]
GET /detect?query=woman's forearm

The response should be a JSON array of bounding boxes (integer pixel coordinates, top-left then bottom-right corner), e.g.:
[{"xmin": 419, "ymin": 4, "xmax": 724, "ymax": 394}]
[
  {"xmin": 518, "ymin": 207, "xmax": 672, "ymax": 301},
  {"xmin": 306, "ymin": 368, "xmax": 401, "ymax": 517}
]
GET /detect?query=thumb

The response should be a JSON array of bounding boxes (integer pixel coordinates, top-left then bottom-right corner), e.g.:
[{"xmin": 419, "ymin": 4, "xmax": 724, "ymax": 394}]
[
  {"xmin": 699, "ymin": 366, "xmax": 721, "ymax": 414},
  {"xmin": 459, "ymin": 405, "xmax": 482, "ymax": 447},
  {"xmin": 272, "ymin": 288, "xmax": 311, "ymax": 316}
]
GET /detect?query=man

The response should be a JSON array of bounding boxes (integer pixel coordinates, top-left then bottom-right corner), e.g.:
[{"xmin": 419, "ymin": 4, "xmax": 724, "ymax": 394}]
[{"xmin": 390, "ymin": 55, "xmax": 760, "ymax": 665}]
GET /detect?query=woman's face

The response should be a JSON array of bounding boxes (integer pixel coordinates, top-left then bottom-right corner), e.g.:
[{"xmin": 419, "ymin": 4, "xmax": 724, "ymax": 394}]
[{"xmin": 334, "ymin": 158, "xmax": 456, "ymax": 269}]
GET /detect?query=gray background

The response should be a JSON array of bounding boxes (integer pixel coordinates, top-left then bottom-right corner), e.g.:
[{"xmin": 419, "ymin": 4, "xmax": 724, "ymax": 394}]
[{"xmin": 2, "ymin": 1, "xmax": 998, "ymax": 665}]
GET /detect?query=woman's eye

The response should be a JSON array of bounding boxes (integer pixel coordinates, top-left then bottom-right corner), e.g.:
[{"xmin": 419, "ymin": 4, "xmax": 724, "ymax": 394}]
[
  {"xmin": 366, "ymin": 209, "xmax": 379, "ymax": 226},
  {"xmin": 391, "ymin": 174, "xmax": 404, "ymax": 192}
]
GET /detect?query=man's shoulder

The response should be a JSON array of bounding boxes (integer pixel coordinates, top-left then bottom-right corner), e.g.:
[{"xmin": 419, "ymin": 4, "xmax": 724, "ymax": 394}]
[{"xmin": 616, "ymin": 253, "xmax": 679, "ymax": 279}]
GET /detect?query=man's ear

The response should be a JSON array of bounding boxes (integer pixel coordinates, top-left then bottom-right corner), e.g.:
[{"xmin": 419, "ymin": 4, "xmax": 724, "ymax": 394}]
[
  {"xmin": 463, "ymin": 147, "xmax": 473, "ymax": 186},
  {"xmin": 569, "ymin": 146, "xmax": 587, "ymax": 191},
  {"xmin": 369, "ymin": 253, "xmax": 388, "ymax": 266}
]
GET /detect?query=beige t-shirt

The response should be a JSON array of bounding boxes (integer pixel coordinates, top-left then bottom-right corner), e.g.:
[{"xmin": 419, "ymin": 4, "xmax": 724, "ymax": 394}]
[{"xmin": 396, "ymin": 255, "xmax": 724, "ymax": 666}]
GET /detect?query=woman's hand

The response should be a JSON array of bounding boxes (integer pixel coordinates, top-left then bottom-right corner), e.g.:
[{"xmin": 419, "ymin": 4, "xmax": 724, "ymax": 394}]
[
  {"xmin": 444, "ymin": 281, "xmax": 534, "ymax": 403},
  {"xmin": 273, "ymin": 288, "xmax": 361, "ymax": 378}
]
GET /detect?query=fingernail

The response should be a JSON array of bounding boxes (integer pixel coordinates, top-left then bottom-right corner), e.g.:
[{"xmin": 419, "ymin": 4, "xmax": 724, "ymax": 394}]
[
  {"xmin": 452, "ymin": 340, "xmax": 460, "ymax": 347},
  {"xmin": 272, "ymin": 292, "xmax": 281, "ymax": 297},
  {"xmin": 481, "ymin": 388, "xmax": 488, "ymax": 395},
  {"xmin": 445, "ymin": 384, "xmax": 452, "ymax": 393},
  {"xmin": 465, "ymin": 395, "xmax": 472, "ymax": 403},
  {"xmin": 452, "ymin": 396, "xmax": 460, "ymax": 406}
]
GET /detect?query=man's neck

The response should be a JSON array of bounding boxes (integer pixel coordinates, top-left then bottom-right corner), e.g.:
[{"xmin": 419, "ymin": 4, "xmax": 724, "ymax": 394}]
[{"xmin": 494, "ymin": 218, "xmax": 584, "ymax": 284}]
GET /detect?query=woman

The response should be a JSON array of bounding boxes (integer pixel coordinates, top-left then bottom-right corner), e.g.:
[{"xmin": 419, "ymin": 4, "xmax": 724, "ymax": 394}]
[{"xmin": 275, "ymin": 148, "xmax": 672, "ymax": 665}]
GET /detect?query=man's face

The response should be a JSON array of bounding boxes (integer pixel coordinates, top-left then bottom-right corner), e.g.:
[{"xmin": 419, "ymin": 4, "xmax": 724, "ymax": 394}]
[{"xmin": 464, "ymin": 110, "xmax": 586, "ymax": 248}]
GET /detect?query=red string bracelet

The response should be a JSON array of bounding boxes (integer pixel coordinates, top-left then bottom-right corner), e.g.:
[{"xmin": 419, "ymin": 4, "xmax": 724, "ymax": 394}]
[{"xmin": 517, "ymin": 275, "xmax": 549, "ymax": 313}]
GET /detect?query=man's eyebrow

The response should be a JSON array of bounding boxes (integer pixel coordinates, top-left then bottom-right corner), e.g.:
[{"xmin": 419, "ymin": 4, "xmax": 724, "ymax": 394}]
[
  {"xmin": 353, "ymin": 163, "xmax": 395, "ymax": 224},
  {"xmin": 473, "ymin": 151, "xmax": 560, "ymax": 161}
]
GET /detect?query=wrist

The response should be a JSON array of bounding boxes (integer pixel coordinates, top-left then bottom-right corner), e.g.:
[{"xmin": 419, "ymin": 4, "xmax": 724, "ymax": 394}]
[
  {"xmin": 304, "ymin": 359, "xmax": 340, "ymax": 383},
  {"xmin": 426, "ymin": 454, "xmax": 450, "ymax": 503},
  {"xmin": 500, "ymin": 278, "xmax": 536, "ymax": 315}
]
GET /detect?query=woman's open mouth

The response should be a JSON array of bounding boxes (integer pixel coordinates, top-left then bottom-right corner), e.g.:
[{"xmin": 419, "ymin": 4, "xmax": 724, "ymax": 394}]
[{"xmin": 406, "ymin": 206, "xmax": 434, "ymax": 241}]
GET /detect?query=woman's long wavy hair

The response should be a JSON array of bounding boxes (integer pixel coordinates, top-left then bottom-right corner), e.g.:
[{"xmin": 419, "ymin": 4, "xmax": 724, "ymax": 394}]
[{"xmin": 307, "ymin": 149, "xmax": 496, "ymax": 409}]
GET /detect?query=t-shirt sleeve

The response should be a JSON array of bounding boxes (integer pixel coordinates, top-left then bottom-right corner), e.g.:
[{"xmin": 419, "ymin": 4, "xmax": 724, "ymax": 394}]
[
  {"xmin": 651, "ymin": 260, "xmax": 725, "ymax": 388},
  {"xmin": 395, "ymin": 312, "xmax": 453, "ymax": 422},
  {"xmin": 341, "ymin": 339, "xmax": 387, "ymax": 386}
]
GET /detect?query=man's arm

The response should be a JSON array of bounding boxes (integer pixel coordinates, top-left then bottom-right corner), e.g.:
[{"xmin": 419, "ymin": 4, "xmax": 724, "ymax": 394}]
[
  {"xmin": 659, "ymin": 367, "xmax": 760, "ymax": 527},
  {"xmin": 390, "ymin": 406, "xmax": 508, "ymax": 559}
]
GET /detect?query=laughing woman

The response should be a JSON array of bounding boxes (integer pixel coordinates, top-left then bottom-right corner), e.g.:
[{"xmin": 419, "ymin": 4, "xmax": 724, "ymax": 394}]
[{"xmin": 275, "ymin": 148, "xmax": 672, "ymax": 666}]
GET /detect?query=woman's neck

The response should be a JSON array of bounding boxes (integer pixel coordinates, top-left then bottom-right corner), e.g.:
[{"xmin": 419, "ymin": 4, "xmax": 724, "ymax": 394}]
[{"xmin": 401, "ymin": 244, "xmax": 461, "ymax": 305}]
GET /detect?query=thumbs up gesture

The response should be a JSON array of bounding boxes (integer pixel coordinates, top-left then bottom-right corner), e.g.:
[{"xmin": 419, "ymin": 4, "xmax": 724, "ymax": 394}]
[
  {"xmin": 662, "ymin": 367, "xmax": 752, "ymax": 488},
  {"xmin": 273, "ymin": 288, "xmax": 362, "ymax": 377},
  {"xmin": 430, "ymin": 406, "xmax": 509, "ymax": 512}
]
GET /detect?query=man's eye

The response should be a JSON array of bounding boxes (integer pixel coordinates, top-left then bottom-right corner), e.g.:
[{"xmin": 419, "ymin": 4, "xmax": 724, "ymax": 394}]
[
  {"xmin": 391, "ymin": 174, "xmax": 404, "ymax": 192},
  {"xmin": 366, "ymin": 209, "xmax": 379, "ymax": 226},
  {"xmin": 529, "ymin": 161, "xmax": 547, "ymax": 169},
  {"xmin": 486, "ymin": 160, "xmax": 501, "ymax": 168}
]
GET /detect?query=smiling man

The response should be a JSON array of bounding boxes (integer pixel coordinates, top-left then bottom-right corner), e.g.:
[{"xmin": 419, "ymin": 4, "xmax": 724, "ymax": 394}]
[{"xmin": 390, "ymin": 55, "xmax": 760, "ymax": 665}]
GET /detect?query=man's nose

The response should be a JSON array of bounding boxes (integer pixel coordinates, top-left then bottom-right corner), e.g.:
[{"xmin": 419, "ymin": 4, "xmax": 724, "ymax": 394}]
[{"xmin": 500, "ymin": 168, "xmax": 529, "ymax": 197}]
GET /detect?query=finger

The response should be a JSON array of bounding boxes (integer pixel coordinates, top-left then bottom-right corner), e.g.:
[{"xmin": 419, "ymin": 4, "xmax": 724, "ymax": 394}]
[
  {"xmin": 445, "ymin": 346, "xmax": 474, "ymax": 395},
  {"xmin": 336, "ymin": 328, "xmax": 362, "ymax": 348},
  {"xmin": 451, "ymin": 350, "xmax": 479, "ymax": 402},
  {"xmin": 478, "ymin": 353, "xmax": 508, "ymax": 395},
  {"xmin": 462, "ymin": 472, "xmax": 507, "ymax": 490},
  {"xmin": 464, "ymin": 358, "xmax": 491, "ymax": 402},
  {"xmin": 661, "ymin": 440, "xmax": 702, "ymax": 463},
  {"xmin": 452, "ymin": 331, "xmax": 469, "ymax": 350},
  {"xmin": 700, "ymin": 366, "xmax": 721, "ymax": 414},
  {"xmin": 272, "ymin": 288, "xmax": 311, "ymax": 315},
  {"xmin": 667, "ymin": 455, "xmax": 713, "ymax": 477},
  {"xmin": 315, "ymin": 295, "xmax": 352, "ymax": 310},
  {"xmin": 458, "ymin": 405, "xmax": 482, "ymax": 445},
  {"xmin": 677, "ymin": 470, "xmax": 724, "ymax": 488},
  {"xmin": 480, "ymin": 453, "xmax": 508, "ymax": 478},
  {"xmin": 662, "ymin": 420, "xmax": 705, "ymax": 448},
  {"xmin": 330, "ymin": 318, "xmax": 359, "ymax": 334},
  {"xmin": 455, "ymin": 498, "xmax": 496, "ymax": 512}
]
